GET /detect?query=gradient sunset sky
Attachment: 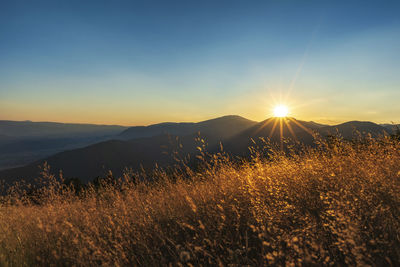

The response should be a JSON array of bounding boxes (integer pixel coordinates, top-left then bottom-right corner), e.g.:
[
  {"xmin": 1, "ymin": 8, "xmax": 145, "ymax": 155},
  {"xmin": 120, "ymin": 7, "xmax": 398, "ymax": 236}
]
[{"xmin": 1, "ymin": 0, "xmax": 399, "ymax": 126}]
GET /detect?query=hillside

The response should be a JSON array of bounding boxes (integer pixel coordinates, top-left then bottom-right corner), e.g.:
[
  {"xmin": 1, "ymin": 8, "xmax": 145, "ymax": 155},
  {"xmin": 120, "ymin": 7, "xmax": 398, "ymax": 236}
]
[
  {"xmin": 0, "ymin": 136, "xmax": 399, "ymax": 266},
  {"xmin": 0, "ymin": 134, "xmax": 194, "ymax": 184},
  {"xmin": 0, "ymin": 120, "xmax": 127, "ymax": 138},
  {"xmin": 381, "ymin": 124, "xmax": 400, "ymax": 134},
  {"xmin": 319, "ymin": 121, "xmax": 389, "ymax": 139},
  {"xmin": 224, "ymin": 117, "xmax": 319, "ymax": 155},
  {"xmin": 0, "ymin": 116, "xmax": 254, "ymax": 171},
  {"xmin": 0, "ymin": 121, "xmax": 128, "ymax": 170},
  {"xmin": 118, "ymin": 115, "xmax": 257, "ymax": 140},
  {"xmin": 0, "ymin": 116, "xmax": 256, "ymax": 183},
  {"xmin": 0, "ymin": 117, "xmax": 394, "ymax": 184}
]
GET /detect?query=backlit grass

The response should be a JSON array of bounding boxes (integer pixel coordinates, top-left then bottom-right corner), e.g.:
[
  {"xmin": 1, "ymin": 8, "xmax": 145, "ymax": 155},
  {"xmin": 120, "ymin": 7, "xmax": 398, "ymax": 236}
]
[{"xmin": 0, "ymin": 136, "xmax": 399, "ymax": 266}]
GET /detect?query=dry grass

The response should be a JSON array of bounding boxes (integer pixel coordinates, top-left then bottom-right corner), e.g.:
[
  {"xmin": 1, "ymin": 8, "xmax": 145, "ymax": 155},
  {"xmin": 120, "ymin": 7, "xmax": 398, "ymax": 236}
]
[{"xmin": 0, "ymin": 136, "xmax": 400, "ymax": 266}]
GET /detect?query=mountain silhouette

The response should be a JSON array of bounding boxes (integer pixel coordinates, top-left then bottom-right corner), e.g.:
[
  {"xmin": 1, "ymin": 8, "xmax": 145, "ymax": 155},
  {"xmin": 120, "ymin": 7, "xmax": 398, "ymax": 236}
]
[
  {"xmin": 0, "ymin": 136, "xmax": 175, "ymax": 184},
  {"xmin": 0, "ymin": 116, "xmax": 394, "ymax": 185},
  {"xmin": 118, "ymin": 115, "xmax": 257, "ymax": 140},
  {"xmin": 0, "ymin": 116, "xmax": 255, "ymax": 184},
  {"xmin": 223, "ymin": 117, "xmax": 319, "ymax": 154},
  {"xmin": 380, "ymin": 124, "xmax": 400, "ymax": 134},
  {"xmin": 0, "ymin": 134, "xmax": 17, "ymax": 146},
  {"xmin": 319, "ymin": 121, "xmax": 389, "ymax": 139},
  {"xmin": 0, "ymin": 121, "xmax": 127, "ymax": 170},
  {"xmin": 0, "ymin": 120, "xmax": 126, "ymax": 138}
]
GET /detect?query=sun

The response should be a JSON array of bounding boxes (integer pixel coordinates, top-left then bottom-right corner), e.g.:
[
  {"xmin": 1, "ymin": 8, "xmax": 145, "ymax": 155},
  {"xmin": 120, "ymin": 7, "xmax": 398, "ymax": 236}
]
[{"xmin": 273, "ymin": 105, "xmax": 289, "ymax": 117}]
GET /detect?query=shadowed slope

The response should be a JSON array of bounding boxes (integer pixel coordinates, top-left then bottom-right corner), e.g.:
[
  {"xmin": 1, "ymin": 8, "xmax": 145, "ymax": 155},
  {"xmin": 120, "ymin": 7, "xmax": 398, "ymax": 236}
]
[
  {"xmin": 0, "ymin": 136, "xmax": 177, "ymax": 184},
  {"xmin": 0, "ymin": 117, "xmax": 395, "ymax": 185},
  {"xmin": 319, "ymin": 121, "xmax": 389, "ymax": 138},
  {"xmin": 223, "ymin": 117, "xmax": 318, "ymax": 154},
  {"xmin": 0, "ymin": 121, "xmax": 128, "ymax": 170},
  {"xmin": 0, "ymin": 116, "xmax": 256, "ymax": 184},
  {"xmin": 118, "ymin": 115, "xmax": 257, "ymax": 140},
  {"xmin": 0, "ymin": 120, "xmax": 126, "ymax": 138}
]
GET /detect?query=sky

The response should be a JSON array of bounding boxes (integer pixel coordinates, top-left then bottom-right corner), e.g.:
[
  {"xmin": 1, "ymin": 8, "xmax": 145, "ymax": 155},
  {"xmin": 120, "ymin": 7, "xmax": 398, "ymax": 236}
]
[{"xmin": 1, "ymin": 0, "xmax": 399, "ymax": 126}]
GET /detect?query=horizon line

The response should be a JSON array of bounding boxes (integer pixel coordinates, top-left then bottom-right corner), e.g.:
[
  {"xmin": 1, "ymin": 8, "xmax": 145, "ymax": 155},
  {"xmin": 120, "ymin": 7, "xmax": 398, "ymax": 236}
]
[{"xmin": 0, "ymin": 115, "xmax": 399, "ymax": 128}]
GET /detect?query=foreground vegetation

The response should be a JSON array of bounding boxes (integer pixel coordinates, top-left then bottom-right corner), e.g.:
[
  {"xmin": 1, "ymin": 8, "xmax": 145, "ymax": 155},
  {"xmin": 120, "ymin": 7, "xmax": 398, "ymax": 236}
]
[{"xmin": 0, "ymin": 135, "xmax": 400, "ymax": 266}]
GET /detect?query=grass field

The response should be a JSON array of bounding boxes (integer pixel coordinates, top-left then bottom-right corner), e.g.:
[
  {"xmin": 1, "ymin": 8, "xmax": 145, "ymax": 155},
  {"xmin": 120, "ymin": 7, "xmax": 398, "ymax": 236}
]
[{"xmin": 0, "ymin": 136, "xmax": 399, "ymax": 266}]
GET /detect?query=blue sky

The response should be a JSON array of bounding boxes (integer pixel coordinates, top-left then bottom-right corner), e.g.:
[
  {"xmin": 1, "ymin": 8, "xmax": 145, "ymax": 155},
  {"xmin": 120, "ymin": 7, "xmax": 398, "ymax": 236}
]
[{"xmin": 1, "ymin": 0, "xmax": 399, "ymax": 125}]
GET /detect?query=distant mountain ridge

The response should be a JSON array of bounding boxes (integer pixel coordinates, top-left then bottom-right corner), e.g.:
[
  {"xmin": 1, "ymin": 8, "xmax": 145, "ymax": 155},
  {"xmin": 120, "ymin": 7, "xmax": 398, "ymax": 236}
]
[
  {"xmin": 224, "ymin": 117, "xmax": 321, "ymax": 154},
  {"xmin": 0, "ymin": 115, "xmax": 256, "ymax": 184},
  {"xmin": 319, "ymin": 121, "xmax": 390, "ymax": 139},
  {"xmin": 118, "ymin": 115, "xmax": 257, "ymax": 140},
  {"xmin": 0, "ymin": 120, "xmax": 127, "ymax": 138},
  {"xmin": 0, "ymin": 121, "xmax": 128, "ymax": 170},
  {"xmin": 381, "ymin": 124, "xmax": 400, "ymax": 134},
  {"xmin": 0, "ymin": 116, "xmax": 396, "ymax": 185}
]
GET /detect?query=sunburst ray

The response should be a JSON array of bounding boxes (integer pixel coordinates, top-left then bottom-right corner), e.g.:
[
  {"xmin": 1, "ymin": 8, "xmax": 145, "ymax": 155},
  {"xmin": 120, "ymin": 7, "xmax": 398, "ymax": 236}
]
[
  {"xmin": 287, "ymin": 117, "xmax": 315, "ymax": 136},
  {"xmin": 284, "ymin": 118, "xmax": 298, "ymax": 141}
]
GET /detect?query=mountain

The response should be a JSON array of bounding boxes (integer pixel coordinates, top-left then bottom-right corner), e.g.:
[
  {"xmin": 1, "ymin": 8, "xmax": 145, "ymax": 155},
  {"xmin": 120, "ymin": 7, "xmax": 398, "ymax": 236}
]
[
  {"xmin": 0, "ymin": 134, "xmax": 17, "ymax": 146},
  {"xmin": 0, "ymin": 135, "xmax": 178, "ymax": 185},
  {"xmin": 319, "ymin": 121, "xmax": 389, "ymax": 139},
  {"xmin": 0, "ymin": 135, "xmax": 126, "ymax": 171},
  {"xmin": 0, "ymin": 132, "xmax": 239, "ymax": 185},
  {"xmin": 0, "ymin": 116, "xmax": 395, "ymax": 186},
  {"xmin": 222, "ymin": 119, "xmax": 394, "ymax": 155},
  {"xmin": 118, "ymin": 115, "xmax": 257, "ymax": 140},
  {"xmin": 381, "ymin": 124, "xmax": 400, "ymax": 134},
  {"xmin": 0, "ymin": 120, "xmax": 127, "ymax": 138},
  {"xmin": 0, "ymin": 121, "xmax": 128, "ymax": 170},
  {"xmin": 0, "ymin": 116, "xmax": 256, "ymax": 184},
  {"xmin": 0, "ymin": 116, "xmax": 254, "ymax": 172},
  {"xmin": 223, "ymin": 117, "xmax": 318, "ymax": 154},
  {"xmin": 306, "ymin": 121, "xmax": 328, "ymax": 129}
]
